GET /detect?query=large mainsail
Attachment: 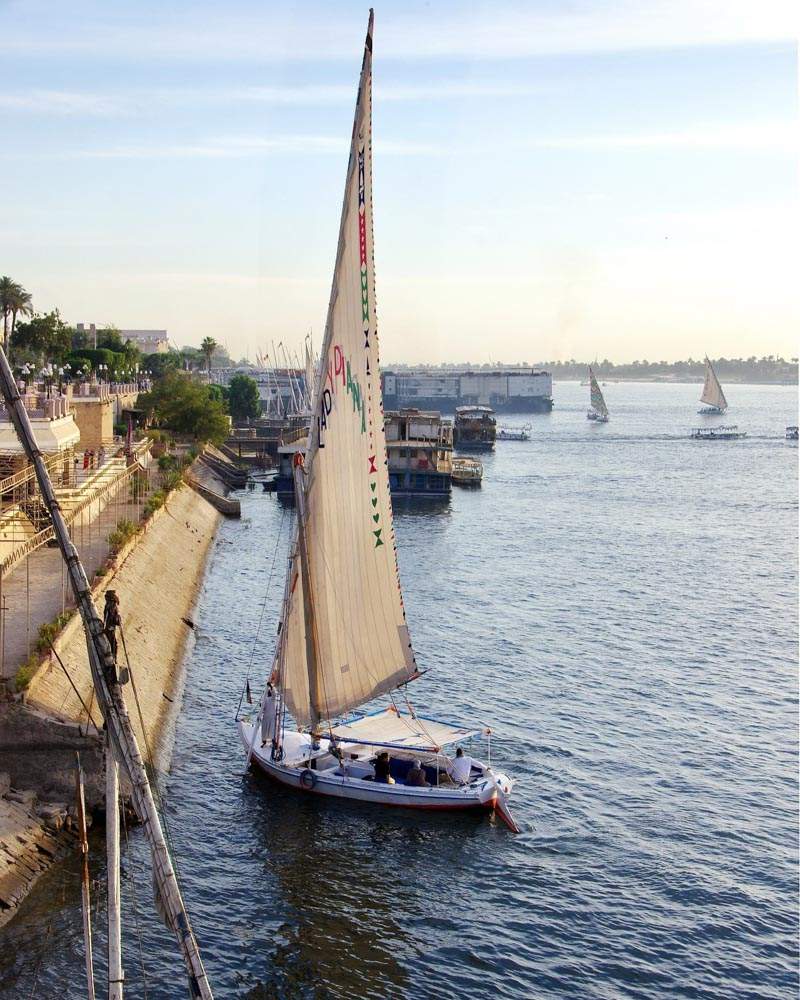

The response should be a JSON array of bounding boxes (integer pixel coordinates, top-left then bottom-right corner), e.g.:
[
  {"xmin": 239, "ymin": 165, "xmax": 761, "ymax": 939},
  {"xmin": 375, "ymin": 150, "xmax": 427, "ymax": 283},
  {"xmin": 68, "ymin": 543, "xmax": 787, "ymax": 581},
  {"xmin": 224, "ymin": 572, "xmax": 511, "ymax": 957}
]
[
  {"xmin": 700, "ymin": 357, "xmax": 727, "ymax": 411},
  {"xmin": 588, "ymin": 367, "xmax": 608, "ymax": 418},
  {"xmin": 279, "ymin": 12, "xmax": 418, "ymax": 729}
]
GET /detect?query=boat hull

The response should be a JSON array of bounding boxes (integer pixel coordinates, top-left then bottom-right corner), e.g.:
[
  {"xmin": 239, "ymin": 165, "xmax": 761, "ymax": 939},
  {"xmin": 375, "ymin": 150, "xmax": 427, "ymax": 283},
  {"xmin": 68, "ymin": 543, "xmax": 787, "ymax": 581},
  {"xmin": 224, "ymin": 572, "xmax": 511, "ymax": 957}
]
[{"xmin": 238, "ymin": 721, "xmax": 500, "ymax": 814}]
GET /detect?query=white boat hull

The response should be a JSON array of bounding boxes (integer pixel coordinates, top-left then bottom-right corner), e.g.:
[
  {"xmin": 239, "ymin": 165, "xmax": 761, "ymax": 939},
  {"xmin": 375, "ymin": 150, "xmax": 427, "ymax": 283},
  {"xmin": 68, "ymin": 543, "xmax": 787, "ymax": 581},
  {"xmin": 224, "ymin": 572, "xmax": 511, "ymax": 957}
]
[{"xmin": 238, "ymin": 721, "xmax": 506, "ymax": 815}]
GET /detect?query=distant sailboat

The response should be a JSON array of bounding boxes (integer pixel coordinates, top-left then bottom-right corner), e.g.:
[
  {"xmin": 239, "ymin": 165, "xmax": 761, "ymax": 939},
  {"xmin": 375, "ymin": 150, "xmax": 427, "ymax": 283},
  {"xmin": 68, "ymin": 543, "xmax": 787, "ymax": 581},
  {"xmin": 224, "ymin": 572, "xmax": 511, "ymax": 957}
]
[
  {"xmin": 237, "ymin": 12, "xmax": 518, "ymax": 833},
  {"xmin": 698, "ymin": 357, "xmax": 728, "ymax": 414},
  {"xmin": 586, "ymin": 367, "xmax": 609, "ymax": 422}
]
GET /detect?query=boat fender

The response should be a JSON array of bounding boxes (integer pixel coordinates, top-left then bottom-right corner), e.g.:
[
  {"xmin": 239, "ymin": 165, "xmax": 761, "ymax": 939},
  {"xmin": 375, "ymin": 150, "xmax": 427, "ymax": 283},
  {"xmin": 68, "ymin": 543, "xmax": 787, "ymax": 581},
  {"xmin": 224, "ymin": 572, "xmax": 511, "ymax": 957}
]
[{"xmin": 300, "ymin": 768, "xmax": 317, "ymax": 790}]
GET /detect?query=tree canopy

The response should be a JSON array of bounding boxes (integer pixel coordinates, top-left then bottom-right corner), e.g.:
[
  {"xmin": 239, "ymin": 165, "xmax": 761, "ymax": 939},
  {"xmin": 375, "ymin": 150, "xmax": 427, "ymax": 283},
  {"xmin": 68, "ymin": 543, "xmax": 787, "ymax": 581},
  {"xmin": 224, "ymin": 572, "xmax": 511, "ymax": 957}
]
[
  {"xmin": 228, "ymin": 373, "xmax": 261, "ymax": 422},
  {"xmin": 138, "ymin": 371, "xmax": 229, "ymax": 445},
  {"xmin": 12, "ymin": 310, "xmax": 73, "ymax": 365}
]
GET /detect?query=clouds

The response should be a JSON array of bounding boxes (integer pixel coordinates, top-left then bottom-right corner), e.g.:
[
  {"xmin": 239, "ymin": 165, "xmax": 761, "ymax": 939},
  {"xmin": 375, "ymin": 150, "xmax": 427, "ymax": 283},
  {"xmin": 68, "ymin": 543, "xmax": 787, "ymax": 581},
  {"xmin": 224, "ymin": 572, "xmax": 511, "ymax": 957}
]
[{"xmin": 0, "ymin": 0, "xmax": 795, "ymax": 63}]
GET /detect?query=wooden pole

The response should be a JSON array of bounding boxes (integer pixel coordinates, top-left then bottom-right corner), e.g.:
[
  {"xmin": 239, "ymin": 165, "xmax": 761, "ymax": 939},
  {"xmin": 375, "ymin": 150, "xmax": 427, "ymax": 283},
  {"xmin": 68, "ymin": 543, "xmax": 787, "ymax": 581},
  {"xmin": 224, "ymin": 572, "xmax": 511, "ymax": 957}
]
[
  {"xmin": 75, "ymin": 753, "xmax": 96, "ymax": 1000},
  {"xmin": 106, "ymin": 737, "xmax": 124, "ymax": 999},
  {"xmin": 0, "ymin": 346, "xmax": 213, "ymax": 998}
]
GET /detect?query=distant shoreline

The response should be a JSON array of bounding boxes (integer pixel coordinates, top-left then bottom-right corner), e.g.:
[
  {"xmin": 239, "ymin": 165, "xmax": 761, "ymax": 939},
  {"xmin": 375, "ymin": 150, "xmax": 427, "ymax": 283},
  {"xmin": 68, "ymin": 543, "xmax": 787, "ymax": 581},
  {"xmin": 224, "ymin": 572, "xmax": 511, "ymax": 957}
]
[{"xmin": 553, "ymin": 378, "xmax": 798, "ymax": 386}]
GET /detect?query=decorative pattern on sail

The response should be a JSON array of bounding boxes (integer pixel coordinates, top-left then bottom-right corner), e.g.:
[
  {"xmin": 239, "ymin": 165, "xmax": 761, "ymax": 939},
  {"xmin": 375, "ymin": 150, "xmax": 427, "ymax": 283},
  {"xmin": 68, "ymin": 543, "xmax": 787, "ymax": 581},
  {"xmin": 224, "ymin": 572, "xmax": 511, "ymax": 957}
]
[
  {"xmin": 700, "ymin": 357, "xmax": 727, "ymax": 411},
  {"xmin": 279, "ymin": 13, "xmax": 418, "ymax": 729},
  {"xmin": 589, "ymin": 368, "xmax": 608, "ymax": 418}
]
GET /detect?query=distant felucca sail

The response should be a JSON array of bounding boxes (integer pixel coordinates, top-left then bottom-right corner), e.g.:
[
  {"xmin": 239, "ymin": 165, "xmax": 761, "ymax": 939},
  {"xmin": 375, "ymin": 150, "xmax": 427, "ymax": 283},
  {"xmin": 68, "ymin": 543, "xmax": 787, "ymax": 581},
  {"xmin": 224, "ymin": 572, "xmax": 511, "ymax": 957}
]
[
  {"xmin": 699, "ymin": 357, "xmax": 728, "ymax": 414},
  {"xmin": 587, "ymin": 367, "xmax": 609, "ymax": 422}
]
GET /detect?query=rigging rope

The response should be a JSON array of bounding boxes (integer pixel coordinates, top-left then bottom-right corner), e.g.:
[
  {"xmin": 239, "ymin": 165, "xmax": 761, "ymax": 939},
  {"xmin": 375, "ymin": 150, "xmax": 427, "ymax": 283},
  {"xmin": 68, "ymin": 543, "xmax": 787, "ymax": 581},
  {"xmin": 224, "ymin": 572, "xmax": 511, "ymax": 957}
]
[{"xmin": 235, "ymin": 505, "xmax": 286, "ymax": 720}]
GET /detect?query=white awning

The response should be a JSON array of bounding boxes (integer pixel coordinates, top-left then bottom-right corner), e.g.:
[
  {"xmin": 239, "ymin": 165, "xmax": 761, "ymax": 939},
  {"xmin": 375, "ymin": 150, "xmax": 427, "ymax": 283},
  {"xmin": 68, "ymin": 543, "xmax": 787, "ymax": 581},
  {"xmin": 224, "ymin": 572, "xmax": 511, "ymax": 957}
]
[{"xmin": 331, "ymin": 707, "xmax": 478, "ymax": 753}]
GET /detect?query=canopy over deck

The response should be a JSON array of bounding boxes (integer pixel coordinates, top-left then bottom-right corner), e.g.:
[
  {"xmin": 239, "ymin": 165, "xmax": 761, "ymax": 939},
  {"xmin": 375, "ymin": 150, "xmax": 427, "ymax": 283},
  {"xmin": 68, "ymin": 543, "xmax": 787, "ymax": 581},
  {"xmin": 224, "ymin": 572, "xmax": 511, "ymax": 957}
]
[{"xmin": 331, "ymin": 707, "xmax": 478, "ymax": 753}]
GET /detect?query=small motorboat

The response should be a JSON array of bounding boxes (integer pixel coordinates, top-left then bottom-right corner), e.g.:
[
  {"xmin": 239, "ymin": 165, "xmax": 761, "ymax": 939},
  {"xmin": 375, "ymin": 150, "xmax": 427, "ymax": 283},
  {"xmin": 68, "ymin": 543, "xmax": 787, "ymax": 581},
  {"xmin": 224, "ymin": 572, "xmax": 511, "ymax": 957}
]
[
  {"xmin": 786, "ymin": 425, "xmax": 798, "ymax": 440},
  {"xmin": 451, "ymin": 456, "xmax": 483, "ymax": 486},
  {"xmin": 690, "ymin": 425, "xmax": 746, "ymax": 440},
  {"xmin": 496, "ymin": 424, "xmax": 531, "ymax": 441}
]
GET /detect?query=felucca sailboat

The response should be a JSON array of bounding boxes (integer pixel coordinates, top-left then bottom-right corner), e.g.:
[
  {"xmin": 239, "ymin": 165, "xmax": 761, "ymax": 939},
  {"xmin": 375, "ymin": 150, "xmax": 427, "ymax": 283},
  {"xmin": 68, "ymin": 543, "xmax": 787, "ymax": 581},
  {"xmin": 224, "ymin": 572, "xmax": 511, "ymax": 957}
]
[
  {"xmin": 586, "ymin": 367, "xmax": 609, "ymax": 422},
  {"xmin": 237, "ymin": 12, "xmax": 518, "ymax": 832},
  {"xmin": 698, "ymin": 357, "xmax": 728, "ymax": 414}
]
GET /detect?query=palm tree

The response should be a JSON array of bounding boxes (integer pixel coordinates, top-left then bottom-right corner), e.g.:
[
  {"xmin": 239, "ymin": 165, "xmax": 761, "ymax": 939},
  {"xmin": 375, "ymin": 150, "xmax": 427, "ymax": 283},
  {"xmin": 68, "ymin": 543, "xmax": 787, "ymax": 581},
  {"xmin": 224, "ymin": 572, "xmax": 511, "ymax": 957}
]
[
  {"xmin": 0, "ymin": 277, "xmax": 33, "ymax": 355},
  {"xmin": 9, "ymin": 287, "xmax": 33, "ymax": 343},
  {"xmin": 200, "ymin": 336, "xmax": 217, "ymax": 379},
  {"xmin": 0, "ymin": 276, "xmax": 16, "ymax": 353}
]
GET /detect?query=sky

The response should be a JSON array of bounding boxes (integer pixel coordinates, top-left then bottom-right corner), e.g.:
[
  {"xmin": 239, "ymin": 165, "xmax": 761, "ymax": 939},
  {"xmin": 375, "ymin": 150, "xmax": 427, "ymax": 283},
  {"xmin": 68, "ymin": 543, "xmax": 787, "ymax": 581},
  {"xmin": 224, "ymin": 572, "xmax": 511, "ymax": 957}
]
[{"xmin": 0, "ymin": 0, "xmax": 797, "ymax": 364}]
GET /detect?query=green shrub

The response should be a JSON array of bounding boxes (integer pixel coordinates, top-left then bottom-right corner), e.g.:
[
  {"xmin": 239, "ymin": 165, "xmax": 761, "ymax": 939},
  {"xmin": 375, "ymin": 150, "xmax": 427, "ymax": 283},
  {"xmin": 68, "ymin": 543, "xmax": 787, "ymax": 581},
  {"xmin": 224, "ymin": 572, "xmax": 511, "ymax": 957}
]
[
  {"xmin": 162, "ymin": 470, "xmax": 184, "ymax": 493},
  {"xmin": 34, "ymin": 612, "xmax": 74, "ymax": 654},
  {"xmin": 108, "ymin": 518, "xmax": 138, "ymax": 554},
  {"xmin": 15, "ymin": 655, "xmax": 40, "ymax": 691},
  {"xmin": 158, "ymin": 454, "xmax": 178, "ymax": 472},
  {"xmin": 144, "ymin": 489, "xmax": 167, "ymax": 517}
]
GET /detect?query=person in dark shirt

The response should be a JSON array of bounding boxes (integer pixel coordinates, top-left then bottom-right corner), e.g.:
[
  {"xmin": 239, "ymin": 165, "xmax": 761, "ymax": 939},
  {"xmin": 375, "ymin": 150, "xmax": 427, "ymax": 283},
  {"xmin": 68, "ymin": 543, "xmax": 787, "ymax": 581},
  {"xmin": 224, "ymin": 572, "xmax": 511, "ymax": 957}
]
[
  {"xmin": 103, "ymin": 590, "xmax": 122, "ymax": 661},
  {"xmin": 373, "ymin": 751, "xmax": 394, "ymax": 784},
  {"xmin": 405, "ymin": 760, "xmax": 429, "ymax": 788}
]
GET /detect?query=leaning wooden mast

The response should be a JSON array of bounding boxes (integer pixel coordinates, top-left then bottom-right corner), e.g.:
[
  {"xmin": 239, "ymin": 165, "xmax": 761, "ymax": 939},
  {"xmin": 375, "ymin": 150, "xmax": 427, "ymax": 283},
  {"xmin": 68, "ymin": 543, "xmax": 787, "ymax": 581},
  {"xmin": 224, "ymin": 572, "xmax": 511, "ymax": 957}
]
[{"xmin": 0, "ymin": 346, "xmax": 214, "ymax": 999}]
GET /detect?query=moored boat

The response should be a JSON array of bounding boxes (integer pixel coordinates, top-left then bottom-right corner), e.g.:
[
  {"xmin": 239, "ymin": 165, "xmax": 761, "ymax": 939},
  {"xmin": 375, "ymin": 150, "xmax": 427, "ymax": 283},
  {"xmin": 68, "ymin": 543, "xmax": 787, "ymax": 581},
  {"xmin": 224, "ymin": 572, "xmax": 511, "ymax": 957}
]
[
  {"xmin": 451, "ymin": 455, "xmax": 483, "ymax": 486},
  {"xmin": 237, "ymin": 12, "xmax": 518, "ymax": 833},
  {"xmin": 786, "ymin": 425, "xmax": 798, "ymax": 440},
  {"xmin": 453, "ymin": 405, "xmax": 496, "ymax": 451}
]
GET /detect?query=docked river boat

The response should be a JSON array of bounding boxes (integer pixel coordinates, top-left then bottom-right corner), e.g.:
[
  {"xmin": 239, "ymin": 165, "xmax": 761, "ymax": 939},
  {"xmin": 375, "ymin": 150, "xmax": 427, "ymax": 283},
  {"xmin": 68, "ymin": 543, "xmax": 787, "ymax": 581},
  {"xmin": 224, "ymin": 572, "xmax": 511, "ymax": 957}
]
[
  {"xmin": 453, "ymin": 405, "xmax": 496, "ymax": 451},
  {"xmin": 451, "ymin": 455, "xmax": 483, "ymax": 486},
  {"xmin": 237, "ymin": 13, "xmax": 518, "ymax": 833},
  {"xmin": 690, "ymin": 425, "xmax": 747, "ymax": 440}
]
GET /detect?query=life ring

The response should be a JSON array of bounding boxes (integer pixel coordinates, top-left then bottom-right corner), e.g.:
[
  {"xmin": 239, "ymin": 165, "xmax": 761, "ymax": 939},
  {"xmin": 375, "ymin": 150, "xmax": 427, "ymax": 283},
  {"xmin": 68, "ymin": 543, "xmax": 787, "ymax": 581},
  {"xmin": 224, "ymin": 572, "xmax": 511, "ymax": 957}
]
[{"xmin": 299, "ymin": 768, "xmax": 317, "ymax": 790}]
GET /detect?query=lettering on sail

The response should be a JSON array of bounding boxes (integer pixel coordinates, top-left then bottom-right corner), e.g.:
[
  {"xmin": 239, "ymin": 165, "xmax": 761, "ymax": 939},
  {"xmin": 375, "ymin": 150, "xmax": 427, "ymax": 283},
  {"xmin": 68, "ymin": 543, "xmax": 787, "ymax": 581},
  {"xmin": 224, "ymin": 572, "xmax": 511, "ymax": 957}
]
[{"xmin": 316, "ymin": 344, "xmax": 367, "ymax": 446}]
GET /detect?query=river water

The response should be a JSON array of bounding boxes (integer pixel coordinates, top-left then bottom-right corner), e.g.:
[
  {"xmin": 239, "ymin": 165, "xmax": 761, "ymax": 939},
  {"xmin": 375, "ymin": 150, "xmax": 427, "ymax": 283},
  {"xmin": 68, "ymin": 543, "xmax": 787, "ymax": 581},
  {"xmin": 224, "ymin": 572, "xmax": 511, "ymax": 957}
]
[{"xmin": 1, "ymin": 381, "xmax": 797, "ymax": 999}]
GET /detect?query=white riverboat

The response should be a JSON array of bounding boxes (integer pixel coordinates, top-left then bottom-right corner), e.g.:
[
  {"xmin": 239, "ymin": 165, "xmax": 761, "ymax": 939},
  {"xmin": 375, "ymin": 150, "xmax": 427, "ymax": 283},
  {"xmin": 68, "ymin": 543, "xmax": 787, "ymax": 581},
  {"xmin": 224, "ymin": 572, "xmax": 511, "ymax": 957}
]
[
  {"xmin": 496, "ymin": 424, "xmax": 531, "ymax": 441},
  {"xmin": 690, "ymin": 425, "xmax": 747, "ymax": 440},
  {"xmin": 236, "ymin": 13, "xmax": 518, "ymax": 833},
  {"xmin": 698, "ymin": 357, "xmax": 728, "ymax": 415}
]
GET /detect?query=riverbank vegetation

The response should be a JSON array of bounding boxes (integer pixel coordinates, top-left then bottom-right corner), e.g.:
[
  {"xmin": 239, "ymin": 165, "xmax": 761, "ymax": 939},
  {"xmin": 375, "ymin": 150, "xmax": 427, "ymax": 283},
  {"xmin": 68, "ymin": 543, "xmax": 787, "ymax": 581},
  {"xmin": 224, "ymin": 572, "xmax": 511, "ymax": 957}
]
[{"xmin": 138, "ymin": 372, "xmax": 229, "ymax": 444}]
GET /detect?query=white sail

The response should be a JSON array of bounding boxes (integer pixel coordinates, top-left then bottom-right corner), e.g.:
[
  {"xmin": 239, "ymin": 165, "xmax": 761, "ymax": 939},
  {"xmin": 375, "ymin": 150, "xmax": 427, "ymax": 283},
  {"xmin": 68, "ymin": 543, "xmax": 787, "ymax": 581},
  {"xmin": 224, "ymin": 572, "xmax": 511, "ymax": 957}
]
[
  {"xmin": 588, "ymin": 367, "xmax": 608, "ymax": 418},
  {"xmin": 279, "ymin": 12, "xmax": 418, "ymax": 729},
  {"xmin": 700, "ymin": 357, "xmax": 727, "ymax": 411}
]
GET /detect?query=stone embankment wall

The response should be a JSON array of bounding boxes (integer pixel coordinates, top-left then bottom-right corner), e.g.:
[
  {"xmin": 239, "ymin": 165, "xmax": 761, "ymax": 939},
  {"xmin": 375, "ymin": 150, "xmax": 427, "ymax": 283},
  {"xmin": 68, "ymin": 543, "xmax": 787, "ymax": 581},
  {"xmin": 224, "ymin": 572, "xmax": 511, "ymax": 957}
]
[
  {"xmin": 27, "ymin": 483, "xmax": 221, "ymax": 768},
  {"xmin": 0, "ymin": 482, "xmax": 221, "ymax": 926}
]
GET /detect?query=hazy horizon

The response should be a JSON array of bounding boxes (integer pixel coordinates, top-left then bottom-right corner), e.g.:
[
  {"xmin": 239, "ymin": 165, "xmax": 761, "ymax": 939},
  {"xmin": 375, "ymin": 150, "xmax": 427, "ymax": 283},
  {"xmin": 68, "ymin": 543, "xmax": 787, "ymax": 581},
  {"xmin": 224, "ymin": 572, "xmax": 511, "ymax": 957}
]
[{"xmin": 1, "ymin": 1, "xmax": 797, "ymax": 365}]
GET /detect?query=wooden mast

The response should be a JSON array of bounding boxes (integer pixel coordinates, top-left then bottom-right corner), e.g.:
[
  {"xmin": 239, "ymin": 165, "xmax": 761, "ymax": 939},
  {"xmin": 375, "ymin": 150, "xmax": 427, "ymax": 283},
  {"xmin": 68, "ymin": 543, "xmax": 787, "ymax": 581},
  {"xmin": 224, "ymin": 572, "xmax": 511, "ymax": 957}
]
[
  {"xmin": 0, "ymin": 346, "xmax": 214, "ymax": 999},
  {"xmin": 292, "ymin": 455, "xmax": 323, "ymax": 733},
  {"xmin": 106, "ymin": 736, "xmax": 124, "ymax": 1000},
  {"xmin": 75, "ymin": 754, "xmax": 96, "ymax": 1000}
]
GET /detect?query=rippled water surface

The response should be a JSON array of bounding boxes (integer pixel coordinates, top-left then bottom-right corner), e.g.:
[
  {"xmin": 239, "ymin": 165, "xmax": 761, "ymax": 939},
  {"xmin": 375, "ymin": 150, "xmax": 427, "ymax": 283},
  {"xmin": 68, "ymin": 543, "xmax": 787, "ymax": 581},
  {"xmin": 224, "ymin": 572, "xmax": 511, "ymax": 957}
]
[{"xmin": 2, "ymin": 381, "xmax": 798, "ymax": 999}]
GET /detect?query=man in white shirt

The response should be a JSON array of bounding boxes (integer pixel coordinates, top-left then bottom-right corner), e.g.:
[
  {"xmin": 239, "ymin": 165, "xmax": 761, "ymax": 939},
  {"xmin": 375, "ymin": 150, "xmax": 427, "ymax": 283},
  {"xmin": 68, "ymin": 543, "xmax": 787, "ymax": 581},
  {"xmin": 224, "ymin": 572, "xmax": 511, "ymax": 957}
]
[{"xmin": 449, "ymin": 747, "xmax": 473, "ymax": 785}]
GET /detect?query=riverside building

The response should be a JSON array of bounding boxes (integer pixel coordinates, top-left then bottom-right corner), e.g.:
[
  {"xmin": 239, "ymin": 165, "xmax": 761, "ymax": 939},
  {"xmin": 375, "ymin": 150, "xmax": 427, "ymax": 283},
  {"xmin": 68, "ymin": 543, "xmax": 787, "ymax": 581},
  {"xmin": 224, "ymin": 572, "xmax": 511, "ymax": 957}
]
[{"xmin": 382, "ymin": 367, "xmax": 553, "ymax": 413}]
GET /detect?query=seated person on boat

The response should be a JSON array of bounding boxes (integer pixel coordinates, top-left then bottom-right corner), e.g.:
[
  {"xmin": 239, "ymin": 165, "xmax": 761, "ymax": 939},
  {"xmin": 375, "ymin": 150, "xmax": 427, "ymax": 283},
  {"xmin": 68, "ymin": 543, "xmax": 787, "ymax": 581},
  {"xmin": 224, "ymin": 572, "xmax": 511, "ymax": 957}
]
[
  {"xmin": 373, "ymin": 750, "xmax": 395, "ymax": 784},
  {"xmin": 448, "ymin": 747, "xmax": 473, "ymax": 785},
  {"xmin": 405, "ymin": 759, "xmax": 430, "ymax": 788}
]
